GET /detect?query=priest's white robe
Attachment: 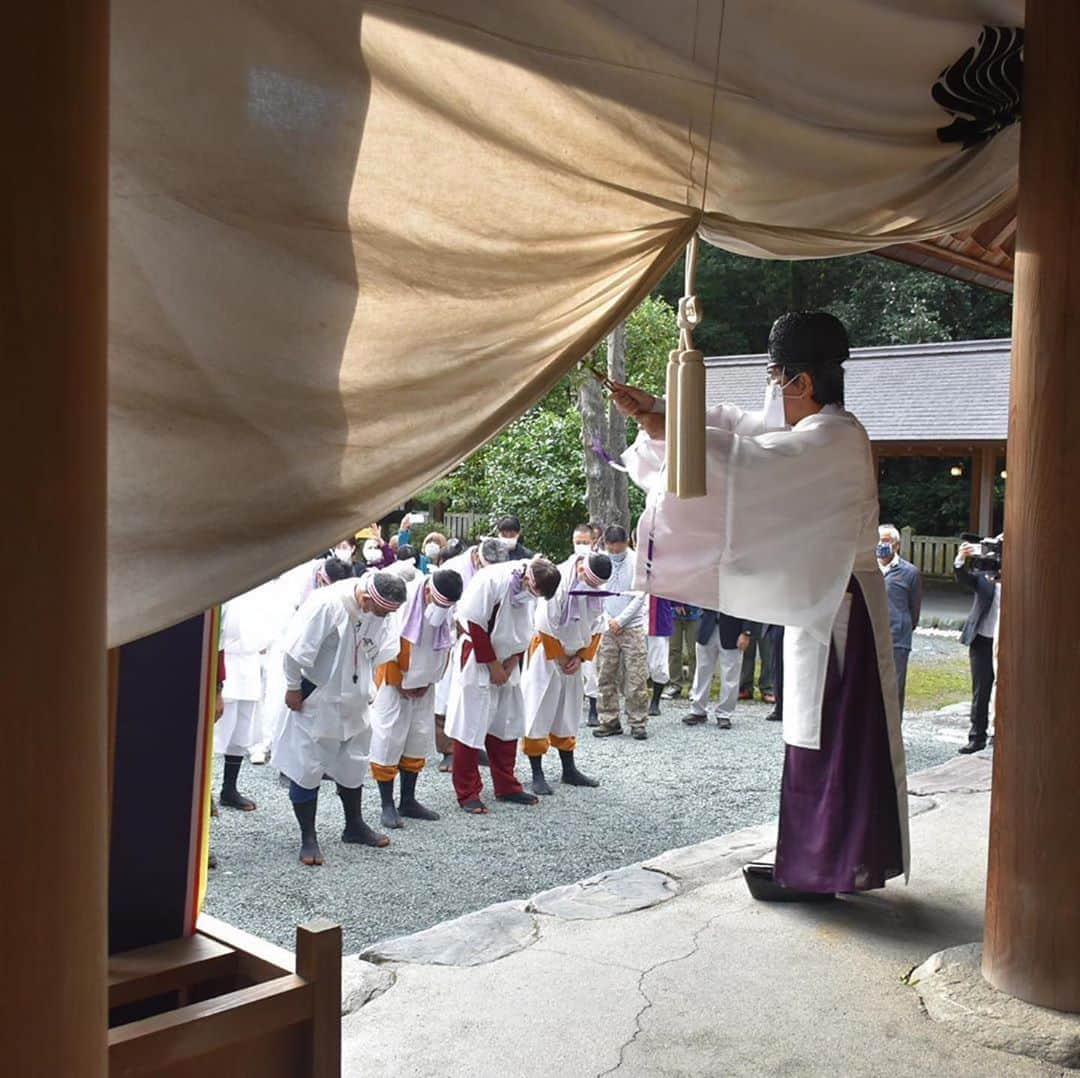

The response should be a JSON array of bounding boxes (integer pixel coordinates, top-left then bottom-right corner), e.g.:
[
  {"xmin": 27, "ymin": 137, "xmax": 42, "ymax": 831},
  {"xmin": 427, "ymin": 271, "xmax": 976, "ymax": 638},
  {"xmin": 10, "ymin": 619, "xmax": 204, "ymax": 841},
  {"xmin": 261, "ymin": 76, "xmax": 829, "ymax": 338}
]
[
  {"xmin": 274, "ymin": 577, "xmax": 392, "ymax": 789},
  {"xmin": 624, "ymin": 402, "xmax": 909, "ymax": 877},
  {"xmin": 445, "ymin": 561, "xmax": 535, "ymax": 750},
  {"xmin": 369, "ymin": 577, "xmax": 455, "ymax": 768},
  {"xmin": 522, "ymin": 554, "xmax": 607, "ymax": 743},
  {"xmin": 216, "ymin": 584, "xmax": 274, "ymax": 756}
]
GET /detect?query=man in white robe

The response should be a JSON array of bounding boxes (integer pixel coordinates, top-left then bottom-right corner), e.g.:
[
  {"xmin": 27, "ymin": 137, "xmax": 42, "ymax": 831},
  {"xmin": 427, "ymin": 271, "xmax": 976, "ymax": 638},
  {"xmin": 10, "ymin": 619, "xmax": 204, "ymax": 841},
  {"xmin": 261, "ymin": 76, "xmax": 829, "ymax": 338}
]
[
  {"xmin": 215, "ymin": 585, "xmax": 275, "ymax": 810},
  {"xmin": 369, "ymin": 568, "xmax": 464, "ymax": 828},
  {"xmin": 433, "ymin": 538, "xmax": 509, "ymax": 771},
  {"xmin": 445, "ymin": 557, "xmax": 561, "ymax": 813},
  {"xmin": 569, "ymin": 524, "xmax": 603, "ymax": 726},
  {"xmin": 276, "ymin": 572, "xmax": 407, "ymax": 866},
  {"xmin": 521, "ymin": 551, "xmax": 611, "ymax": 794},
  {"xmin": 255, "ymin": 555, "xmax": 353, "ymax": 765},
  {"xmin": 615, "ymin": 311, "xmax": 908, "ymax": 900}
]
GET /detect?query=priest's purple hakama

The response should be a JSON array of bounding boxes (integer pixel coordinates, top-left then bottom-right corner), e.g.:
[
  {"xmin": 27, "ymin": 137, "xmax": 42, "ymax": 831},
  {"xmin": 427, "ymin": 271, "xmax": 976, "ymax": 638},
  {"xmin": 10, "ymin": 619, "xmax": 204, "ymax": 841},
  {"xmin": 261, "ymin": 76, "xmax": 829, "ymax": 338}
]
[{"xmin": 774, "ymin": 576, "xmax": 903, "ymax": 893}]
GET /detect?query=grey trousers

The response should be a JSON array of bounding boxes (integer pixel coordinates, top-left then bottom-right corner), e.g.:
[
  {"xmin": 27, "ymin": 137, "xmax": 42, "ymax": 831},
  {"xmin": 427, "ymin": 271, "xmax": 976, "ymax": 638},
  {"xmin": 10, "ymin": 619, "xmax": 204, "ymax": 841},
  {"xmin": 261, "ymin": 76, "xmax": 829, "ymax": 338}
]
[{"xmin": 893, "ymin": 646, "xmax": 910, "ymax": 717}]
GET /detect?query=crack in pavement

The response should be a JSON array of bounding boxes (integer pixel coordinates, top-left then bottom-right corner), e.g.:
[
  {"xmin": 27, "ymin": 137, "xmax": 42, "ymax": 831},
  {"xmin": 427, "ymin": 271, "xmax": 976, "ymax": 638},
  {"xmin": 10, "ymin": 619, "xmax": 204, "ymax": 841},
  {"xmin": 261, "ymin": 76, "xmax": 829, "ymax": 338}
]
[{"xmin": 595, "ymin": 908, "xmax": 729, "ymax": 1077}]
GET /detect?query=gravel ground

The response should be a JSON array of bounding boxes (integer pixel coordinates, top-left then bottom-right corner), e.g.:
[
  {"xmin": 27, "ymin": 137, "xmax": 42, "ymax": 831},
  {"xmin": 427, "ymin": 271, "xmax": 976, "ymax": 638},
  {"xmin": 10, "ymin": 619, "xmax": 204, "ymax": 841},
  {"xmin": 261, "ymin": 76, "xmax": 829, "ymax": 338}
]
[{"xmin": 205, "ymin": 639, "xmax": 974, "ymax": 954}]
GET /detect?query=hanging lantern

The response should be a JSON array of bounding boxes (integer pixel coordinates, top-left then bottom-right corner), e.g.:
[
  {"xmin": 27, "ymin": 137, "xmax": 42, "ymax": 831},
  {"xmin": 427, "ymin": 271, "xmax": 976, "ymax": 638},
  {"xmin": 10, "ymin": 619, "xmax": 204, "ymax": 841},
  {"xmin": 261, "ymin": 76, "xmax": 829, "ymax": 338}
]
[{"xmin": 950, "ymin": 464, "xmax": 964, "ymax": 478}]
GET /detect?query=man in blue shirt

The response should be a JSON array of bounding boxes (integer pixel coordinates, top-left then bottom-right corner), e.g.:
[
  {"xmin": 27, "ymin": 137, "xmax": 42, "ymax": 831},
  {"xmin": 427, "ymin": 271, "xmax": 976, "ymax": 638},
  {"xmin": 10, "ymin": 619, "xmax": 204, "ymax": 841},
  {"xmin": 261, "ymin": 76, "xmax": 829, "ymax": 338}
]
[{"xmin": 877, "ymin": 525, "xmax": 922, "ymax": 716}]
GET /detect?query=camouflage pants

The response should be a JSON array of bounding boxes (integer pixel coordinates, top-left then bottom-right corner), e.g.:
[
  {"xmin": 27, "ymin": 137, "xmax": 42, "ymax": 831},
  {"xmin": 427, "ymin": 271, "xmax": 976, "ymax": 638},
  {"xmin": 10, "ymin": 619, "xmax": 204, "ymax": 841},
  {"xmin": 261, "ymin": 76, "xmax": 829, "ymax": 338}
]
[{"xmin": 597, "ymin": 626, "xmax": 649, "ymax": 730}]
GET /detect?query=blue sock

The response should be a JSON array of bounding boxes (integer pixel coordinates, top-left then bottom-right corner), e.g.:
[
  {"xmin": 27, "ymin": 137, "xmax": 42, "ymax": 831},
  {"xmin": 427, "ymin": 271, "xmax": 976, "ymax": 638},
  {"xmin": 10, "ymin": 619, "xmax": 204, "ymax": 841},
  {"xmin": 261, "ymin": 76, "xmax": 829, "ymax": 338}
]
[{"xmin": 288, "ymin": 780, "xmax": 319, "ymax": 804}]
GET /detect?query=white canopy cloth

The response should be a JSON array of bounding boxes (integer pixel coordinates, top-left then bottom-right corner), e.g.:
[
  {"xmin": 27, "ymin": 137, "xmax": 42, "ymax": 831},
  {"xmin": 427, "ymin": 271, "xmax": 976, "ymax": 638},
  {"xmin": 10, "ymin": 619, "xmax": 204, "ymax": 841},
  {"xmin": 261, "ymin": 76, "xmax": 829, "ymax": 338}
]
[{"xmin": 109, "ymin": 0, "xmax": 1022, "ymax": 645}]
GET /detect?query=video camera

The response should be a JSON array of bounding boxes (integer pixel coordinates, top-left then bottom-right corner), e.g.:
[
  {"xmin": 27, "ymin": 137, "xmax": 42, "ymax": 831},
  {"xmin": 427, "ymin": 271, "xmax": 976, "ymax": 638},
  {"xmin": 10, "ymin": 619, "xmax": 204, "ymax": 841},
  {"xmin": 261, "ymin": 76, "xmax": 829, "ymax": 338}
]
[{"xmin": 960, "ymin": 533, "xmax": 1003, "ymax": 575}]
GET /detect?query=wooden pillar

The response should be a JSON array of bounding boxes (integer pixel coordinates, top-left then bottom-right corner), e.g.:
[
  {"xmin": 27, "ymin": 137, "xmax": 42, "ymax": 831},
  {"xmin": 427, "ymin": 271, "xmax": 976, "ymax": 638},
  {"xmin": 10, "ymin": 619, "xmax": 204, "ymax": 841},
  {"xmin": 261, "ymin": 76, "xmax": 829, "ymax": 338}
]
[
  {"xmin": 983, "ymin": 0, "xmax": 1080, "ymax": 1013},
  {"xmin": 3, "ymin": 3, "xmax": 110, "ymax": 1073},
  {"xmin": 968, "ymin": 447, "xmax": 996, "ymax": 536}
]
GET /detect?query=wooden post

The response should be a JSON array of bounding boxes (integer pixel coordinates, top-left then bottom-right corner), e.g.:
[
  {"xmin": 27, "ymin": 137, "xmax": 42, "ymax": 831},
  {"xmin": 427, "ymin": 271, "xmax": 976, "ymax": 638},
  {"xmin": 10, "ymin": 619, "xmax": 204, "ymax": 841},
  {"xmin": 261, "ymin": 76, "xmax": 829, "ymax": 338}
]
[
  {"xmin": 983, "ymin": 0, "xmax": 1080, "ymax": 1013},
  {"xmin": 295, "ymin": 919, "xmax": 342, "ymax": 1078},
  {"xmin": 977, "ymin": 448, "xmax": 995, "ymax": 536},
  {"xmin": 966, "ymin": 451, "xmax": 982, "ymax": 534},
  {"xmin": 3, "ymin": 2, "xmax": 110, "ymax": 1073}
]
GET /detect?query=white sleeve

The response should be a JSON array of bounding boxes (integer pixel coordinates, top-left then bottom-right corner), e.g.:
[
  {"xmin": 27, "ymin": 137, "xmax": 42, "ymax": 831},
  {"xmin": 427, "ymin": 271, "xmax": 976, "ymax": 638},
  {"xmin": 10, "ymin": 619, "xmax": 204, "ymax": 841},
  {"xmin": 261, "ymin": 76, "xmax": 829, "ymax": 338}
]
[{"xmin": 282, "ymin": 650, "xmax": 304, "ymax": 691}]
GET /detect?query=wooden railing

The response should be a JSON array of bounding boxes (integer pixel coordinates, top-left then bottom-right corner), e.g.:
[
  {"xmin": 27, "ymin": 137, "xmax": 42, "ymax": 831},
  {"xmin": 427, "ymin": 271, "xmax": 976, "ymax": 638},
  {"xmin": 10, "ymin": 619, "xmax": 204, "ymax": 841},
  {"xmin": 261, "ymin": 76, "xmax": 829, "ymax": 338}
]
[
  {"xmin": 442, "ymin": 510, "xmax": 487, "ymax": 539},
  {"xmin": 899, "ymin": 527, "xmax": 961, "ymax": 578}
]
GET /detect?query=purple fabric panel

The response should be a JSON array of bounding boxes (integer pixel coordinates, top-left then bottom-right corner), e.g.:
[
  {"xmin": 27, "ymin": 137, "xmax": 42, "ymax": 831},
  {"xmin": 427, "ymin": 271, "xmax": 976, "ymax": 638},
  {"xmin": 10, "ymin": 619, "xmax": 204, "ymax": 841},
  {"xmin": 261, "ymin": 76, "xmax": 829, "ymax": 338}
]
[
  {"xmin": 649, "ymin": 596, "xmax": 674, "ymax": 636},
  {"xmin": 774, "ymin": 576, "xmax": 903, "ymax": 894}
]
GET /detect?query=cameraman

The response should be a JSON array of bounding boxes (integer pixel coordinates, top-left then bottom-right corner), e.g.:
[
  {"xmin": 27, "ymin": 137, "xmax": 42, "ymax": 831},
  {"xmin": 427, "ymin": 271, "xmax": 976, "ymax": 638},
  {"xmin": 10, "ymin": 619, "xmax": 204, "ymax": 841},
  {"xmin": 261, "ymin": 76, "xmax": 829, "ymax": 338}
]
[{"xmin": 954, "ymin": 537, "xmax": 1002, "ymax": 754}]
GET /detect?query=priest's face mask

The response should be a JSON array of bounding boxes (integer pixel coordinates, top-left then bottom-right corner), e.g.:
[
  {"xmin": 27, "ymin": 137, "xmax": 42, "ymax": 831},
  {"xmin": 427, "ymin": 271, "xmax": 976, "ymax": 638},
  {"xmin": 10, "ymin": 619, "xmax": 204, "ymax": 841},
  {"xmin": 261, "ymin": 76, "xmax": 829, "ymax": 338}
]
[
  {"xmin": 423, "ymin": 583, "xmax": 452, "ymax": 625},
  {"xmin": 763, "ymin": 366, "xmax": 810, "ymax": 429},
  {"xmin": 358, "ymin": 594, "xmax": 393, "ymax": 619}
]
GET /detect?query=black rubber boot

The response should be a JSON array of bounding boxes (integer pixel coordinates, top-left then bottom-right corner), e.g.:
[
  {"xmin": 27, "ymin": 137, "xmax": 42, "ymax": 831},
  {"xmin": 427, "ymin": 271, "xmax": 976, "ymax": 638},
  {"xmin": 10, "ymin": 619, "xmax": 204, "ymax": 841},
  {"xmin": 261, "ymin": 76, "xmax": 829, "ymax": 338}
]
[
  {"xmin": 528, "ymin": 753, "xmax": 554, "ymax": 796},
  {"xmin": 338, "ymin": 784, "xmax": 390, "ymax": 847},
  {"xmin": 558, "ymin": 748, "xmax": 599, "ymax": 788},
  {"xmin": 292, "ymin": 798, "xmax": 323, "ymax": 866},
  {"xmin": 399, "ymin": 768, "xmax": 440, "ymax": 820},
  {"xmin": 586, "ymin": 696, "xmax": 599, "ymax": 727},
  {"xmin": 377, "ymin": 778, "xmax": 404, "ymax": 828},
  {"xmin": 220, "ymin": 754, "xmax": 256, "ymax": 810},
  {"xmin": 648, "ymin": 681, "xmax": 664, "ymax": 717}
]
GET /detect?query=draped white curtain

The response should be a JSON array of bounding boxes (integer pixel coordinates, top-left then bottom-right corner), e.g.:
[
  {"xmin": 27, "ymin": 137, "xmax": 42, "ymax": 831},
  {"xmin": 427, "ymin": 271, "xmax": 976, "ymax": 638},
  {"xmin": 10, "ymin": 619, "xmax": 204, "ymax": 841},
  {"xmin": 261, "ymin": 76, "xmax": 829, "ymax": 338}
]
[{"xmin": 108, "ymin": 0, "xmax": 1022, "ymax": 644}]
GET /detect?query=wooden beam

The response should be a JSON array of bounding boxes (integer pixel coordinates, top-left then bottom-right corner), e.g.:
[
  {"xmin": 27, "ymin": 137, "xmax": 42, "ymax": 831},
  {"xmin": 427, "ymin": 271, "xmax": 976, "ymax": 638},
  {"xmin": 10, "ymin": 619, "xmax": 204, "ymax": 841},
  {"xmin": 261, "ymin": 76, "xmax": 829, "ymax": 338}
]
[
  {"xmin": 3, "ymin": 3, "xmax": 109, "ymax": 1074},
  {"xmin": 295, "ymin": 920, "xmax": 342, "ymax": 1078},
  {"xmin": 108, "ymin": 976, "xmax": 313, "ymax": 1077},
  {"xmin": 108, "ymin": 936, "xmax": 239, "ymax": 1010},
  {"xmin": 983, "ymin": 0, "xmax": 1080, "ymax": 1013}
]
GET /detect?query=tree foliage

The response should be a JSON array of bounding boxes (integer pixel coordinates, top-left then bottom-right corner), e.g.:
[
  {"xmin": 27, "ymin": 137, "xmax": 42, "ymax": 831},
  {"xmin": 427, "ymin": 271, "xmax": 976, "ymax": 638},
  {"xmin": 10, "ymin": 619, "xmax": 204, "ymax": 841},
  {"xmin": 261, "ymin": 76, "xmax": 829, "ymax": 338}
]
[
  {"xmin": 656, "ymin": 250, "xmax": 1012, "ymax": 355},
  {"xmin": 422, "ymin": 251, "xmax": 1012, "ymax": 555}
]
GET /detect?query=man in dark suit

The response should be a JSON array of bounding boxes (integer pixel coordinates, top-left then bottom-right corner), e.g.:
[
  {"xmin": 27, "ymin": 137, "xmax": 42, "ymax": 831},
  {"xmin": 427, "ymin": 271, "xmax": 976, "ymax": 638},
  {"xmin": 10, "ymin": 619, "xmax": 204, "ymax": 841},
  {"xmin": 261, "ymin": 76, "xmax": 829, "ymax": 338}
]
[
  {"xmin": 954, "ymin": 539, "xmax": 1001, "ymax": 754},
  {"xmin": 877, "ymin": 525, "xmax": 922, "ymax": 716}
]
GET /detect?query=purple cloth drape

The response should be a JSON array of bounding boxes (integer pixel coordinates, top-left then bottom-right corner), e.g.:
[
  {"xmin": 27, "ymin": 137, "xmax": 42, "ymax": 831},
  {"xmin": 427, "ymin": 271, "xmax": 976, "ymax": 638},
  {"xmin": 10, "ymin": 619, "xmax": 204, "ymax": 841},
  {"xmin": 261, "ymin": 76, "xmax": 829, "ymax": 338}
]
[{"xmin": 774, "ymin": 576, "xmax": 903, "ymax": 893}]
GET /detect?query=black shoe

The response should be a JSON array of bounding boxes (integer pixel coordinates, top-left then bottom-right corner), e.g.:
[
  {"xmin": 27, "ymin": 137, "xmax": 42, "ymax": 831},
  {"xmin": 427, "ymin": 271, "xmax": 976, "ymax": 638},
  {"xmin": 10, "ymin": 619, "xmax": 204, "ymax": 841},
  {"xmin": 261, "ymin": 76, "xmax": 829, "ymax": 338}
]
[
  {"xmin": 682, "ymin": 712, "xmax": 707, "ymax": 726},
  {"xmin": 764, "ymin": 709, "xmax": 781, "ymax": 722},
  {"xmin": 630, "ymin": 727, "xmax": 648, "ymax": 741},
  {"xmin": 528, "ymin": 754, "xmax": 555, "ymax": 796},
  {"xmin": 715, "ymin": 714, "xmax": 733, "ymax": 730},
  {"xmin": 398, "ymin": 768, "xmax": 440, "ymax": 820},
  {"xmin": 338, "ymin": 785, "xmax": 390, "ymax": 847},
  {"xmin": 742, "ymin": 863, "xmax": 835, "ymax": 903},
  {"xmin": 593, "ymin": 723, "xmax": 624, "ymax": 738},
  {"xmin": 958, "ymin": 739, "xmax": 986, "ymax": 755},
  {"xmin": 377, "ymin": 778, "xmax": 404, "ymax": 829},
  {"xmin": 221, "ymin": 754, "xmax": 257, "ymax": 810},
  {"xmin": 648, "ymin": 681, "xmax": 664, "ymax": 717},
  {"xmin": 558, "ymin": 748, "xmax": 599, "ymax": 788},
  {"xmin": 292, "ymin": 797, "xmax": 323, "ymax": 866},
  {"xmin": 586, "ymin": 696, "xmax": 599, "ymax": 727},
  {"xmin": 496, "ymin": 790, "xmax": 539, "ymax": 805}
]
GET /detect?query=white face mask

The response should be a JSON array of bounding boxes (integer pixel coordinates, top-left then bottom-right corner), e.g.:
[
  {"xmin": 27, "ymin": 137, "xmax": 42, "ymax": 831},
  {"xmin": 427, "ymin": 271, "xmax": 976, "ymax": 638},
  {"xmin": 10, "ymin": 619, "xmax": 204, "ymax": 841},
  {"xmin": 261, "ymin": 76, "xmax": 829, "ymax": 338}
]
[
  {"xmin": 423, "ymin": 542, "xmax": 441, "ymax": 559},
  {"xmin": 500, "ymin": 536, "xmax": 517, "ymax": 550},
  {"xmin": 362, "ymin": 542, "xmax": 381, "ymax": 564},
  {"xmin": 425, "ymin": 603, "xmax": 451, "ymax": 627},
  {"xmin": 573, "ymin": 543, "xmax": 592, "ymax": 556},
  {"xmin": 333, "ymin": 543, "xmax": 354, "ymax": 564},
  {"xmin": 762, "ymin": 377, "xmax": 796, "ymax": 431}
]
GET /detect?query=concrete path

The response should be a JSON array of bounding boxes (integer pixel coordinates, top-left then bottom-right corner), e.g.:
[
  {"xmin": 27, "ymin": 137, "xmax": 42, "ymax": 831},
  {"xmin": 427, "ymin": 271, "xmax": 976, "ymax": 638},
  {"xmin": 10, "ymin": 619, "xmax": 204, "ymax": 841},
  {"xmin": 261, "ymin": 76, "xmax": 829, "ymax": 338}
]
[{"xmin": 340, "ymin": 755, "xmax": 1066, "ymax": 1077}]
